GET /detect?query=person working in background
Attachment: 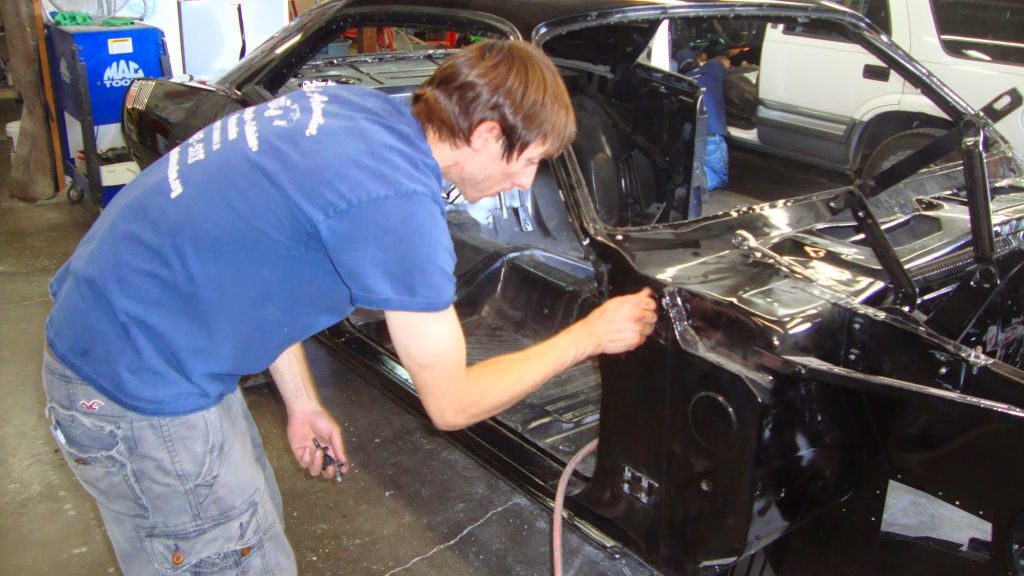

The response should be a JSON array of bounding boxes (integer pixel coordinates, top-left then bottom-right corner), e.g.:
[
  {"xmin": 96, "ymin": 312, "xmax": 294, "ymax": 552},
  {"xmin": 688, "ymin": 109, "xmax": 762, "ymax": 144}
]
[{"xmin": 688, "ymin": 35, "xmax": 733, "ymax": 194}]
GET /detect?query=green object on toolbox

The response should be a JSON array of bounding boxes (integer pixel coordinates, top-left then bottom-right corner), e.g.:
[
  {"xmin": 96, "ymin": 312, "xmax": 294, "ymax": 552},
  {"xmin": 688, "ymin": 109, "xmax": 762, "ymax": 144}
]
[{"xmin": 53, "ymin": 11, "xmax": 94, "ymax": 26}]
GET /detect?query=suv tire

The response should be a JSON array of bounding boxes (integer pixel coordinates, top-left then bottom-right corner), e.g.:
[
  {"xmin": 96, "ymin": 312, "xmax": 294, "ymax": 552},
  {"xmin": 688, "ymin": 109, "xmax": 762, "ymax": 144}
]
[{"xmin": 861, "ymin": 127, "xmax": 959, "ymax": 179}]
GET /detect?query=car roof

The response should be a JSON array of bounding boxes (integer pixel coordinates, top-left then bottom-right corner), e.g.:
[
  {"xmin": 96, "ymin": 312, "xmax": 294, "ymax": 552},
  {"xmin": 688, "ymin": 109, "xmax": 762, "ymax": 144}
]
[
  {"xmin": 321, "ymin": 0, "xmax": 844, "ymax": 40},
  {"xmin": 219, "ymin": 0, "xmax": 867, "ymax": 94}
]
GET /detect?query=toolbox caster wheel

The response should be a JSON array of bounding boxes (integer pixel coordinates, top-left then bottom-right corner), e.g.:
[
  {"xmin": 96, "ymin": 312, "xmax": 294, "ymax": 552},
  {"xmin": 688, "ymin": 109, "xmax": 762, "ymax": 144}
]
[{"xmin": 66, "ymin": 183, "xmax": 84, "ymax": 204}]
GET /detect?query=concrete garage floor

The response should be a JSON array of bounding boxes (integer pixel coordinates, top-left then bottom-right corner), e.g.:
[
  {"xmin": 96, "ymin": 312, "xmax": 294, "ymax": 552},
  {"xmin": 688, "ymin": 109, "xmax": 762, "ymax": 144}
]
[{"xmin": 0, "ymin": 99, "xmax": 657, "ymax": 575}]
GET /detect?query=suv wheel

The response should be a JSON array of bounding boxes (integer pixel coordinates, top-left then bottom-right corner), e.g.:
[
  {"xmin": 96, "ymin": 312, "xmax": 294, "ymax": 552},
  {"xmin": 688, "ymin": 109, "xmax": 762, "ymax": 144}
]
[{"xmin": 861, "ymin": 127, "xmax": 959, "ymax": 179}]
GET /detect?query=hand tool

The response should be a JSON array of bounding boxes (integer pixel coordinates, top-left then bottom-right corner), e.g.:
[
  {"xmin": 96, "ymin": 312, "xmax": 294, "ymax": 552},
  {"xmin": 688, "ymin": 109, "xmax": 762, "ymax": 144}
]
[{"xmin": 313, "ymin": 438, "xmax": 344, "ymax": 483}]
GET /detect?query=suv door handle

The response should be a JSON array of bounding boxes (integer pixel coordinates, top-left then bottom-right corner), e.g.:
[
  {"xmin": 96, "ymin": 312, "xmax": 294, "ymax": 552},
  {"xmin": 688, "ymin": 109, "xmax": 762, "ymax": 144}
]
[{"xmin": 863, "ymin": 64, "xmax": 891, "ymax": 82}]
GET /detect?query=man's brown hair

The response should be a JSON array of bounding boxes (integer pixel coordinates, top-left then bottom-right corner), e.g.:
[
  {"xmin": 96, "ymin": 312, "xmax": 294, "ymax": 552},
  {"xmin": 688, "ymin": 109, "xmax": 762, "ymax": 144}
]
[{"xmin": 412, "ymin": 40, "xmax": 576, "ymax": 160}]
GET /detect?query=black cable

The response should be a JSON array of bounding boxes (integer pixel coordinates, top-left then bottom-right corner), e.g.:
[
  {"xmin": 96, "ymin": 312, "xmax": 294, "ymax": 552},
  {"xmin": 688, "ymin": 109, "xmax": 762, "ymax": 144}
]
[{"xmin": 236, "ymin": 4, "xmax": 247, "ymax": 60}]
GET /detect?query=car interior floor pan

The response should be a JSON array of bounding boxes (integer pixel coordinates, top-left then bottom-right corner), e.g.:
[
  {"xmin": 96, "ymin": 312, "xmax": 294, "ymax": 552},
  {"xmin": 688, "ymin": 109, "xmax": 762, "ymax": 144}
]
[{"xmin": 461, "ymin": 313, "xmax": 603, "ymax": 477}]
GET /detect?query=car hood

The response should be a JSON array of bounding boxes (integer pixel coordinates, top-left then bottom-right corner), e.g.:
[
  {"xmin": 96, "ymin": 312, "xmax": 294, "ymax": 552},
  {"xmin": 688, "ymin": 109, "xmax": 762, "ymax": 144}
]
[{"xmin": 606, "ymin": 174, "xmax": 1024, "ymax": 324}]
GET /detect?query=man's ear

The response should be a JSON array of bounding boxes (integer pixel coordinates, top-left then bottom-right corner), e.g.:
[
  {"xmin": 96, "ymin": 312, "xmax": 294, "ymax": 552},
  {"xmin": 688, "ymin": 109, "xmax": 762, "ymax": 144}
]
[{"xmin": 468, "ymin": 120, "xmax": 503, "ymax": 152}]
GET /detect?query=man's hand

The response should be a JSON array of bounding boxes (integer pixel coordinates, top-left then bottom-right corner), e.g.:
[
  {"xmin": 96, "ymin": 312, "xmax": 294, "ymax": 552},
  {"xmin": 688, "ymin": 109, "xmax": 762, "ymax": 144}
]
[
  {"xmin": 571, "ymin": 287, "xmax": 658, "ymax": 356},
  {"xmin": 286, "ymin": 406, "xmax": 350, "ymax": 479},
  {"xmin": 385, "ymin": 287, "xmax": 658, "ymax": 431},
  {"xmin": 270, "ymin": 341, "xmax": 351, "ymax": 480}
]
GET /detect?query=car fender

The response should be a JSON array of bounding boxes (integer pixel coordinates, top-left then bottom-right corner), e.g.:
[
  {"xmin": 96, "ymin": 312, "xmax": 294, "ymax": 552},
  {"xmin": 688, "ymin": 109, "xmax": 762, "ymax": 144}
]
[{"xmin": 851, "ymin": 96, "xmax": 904, "ymax": 126}]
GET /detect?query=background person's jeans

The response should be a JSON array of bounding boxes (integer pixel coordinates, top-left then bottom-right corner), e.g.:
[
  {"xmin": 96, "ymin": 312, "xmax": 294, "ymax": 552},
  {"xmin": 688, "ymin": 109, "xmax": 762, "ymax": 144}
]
[
  {"xmin": 42, "ymin": 349, "xmax": 297, "ymax": 575},
  {"xmin": 704, "ymin": 134, "xmax": 729, "ymax": 192}
]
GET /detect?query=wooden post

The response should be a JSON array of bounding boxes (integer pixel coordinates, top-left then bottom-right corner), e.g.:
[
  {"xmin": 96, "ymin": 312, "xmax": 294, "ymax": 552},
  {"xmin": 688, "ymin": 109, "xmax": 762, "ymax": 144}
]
[
  {"xmin": 357, "ymin": 26, "xmax": 376, "ymax": 54},
  {"xmin": 31, "ymin": 0, "xmax": 65, "ymax": 191},
  {"xmin": 0, "ymin": 0, "xmax": 60, "ymax": 200}
]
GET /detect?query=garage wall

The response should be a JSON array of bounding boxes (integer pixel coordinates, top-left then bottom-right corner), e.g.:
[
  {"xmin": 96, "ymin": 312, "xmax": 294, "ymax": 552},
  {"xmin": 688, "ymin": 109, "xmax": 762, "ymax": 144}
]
[{"xmin": 40, "ymin": 0, "xmax": 288, "ymax": 79}]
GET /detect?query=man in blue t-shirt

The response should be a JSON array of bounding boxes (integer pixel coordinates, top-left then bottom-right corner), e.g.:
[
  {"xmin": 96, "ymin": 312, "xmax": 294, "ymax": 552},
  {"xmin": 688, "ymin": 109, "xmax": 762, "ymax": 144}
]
[{"xmin": 42, "ymin": 40, "xmax": 657, "ymax": 574}]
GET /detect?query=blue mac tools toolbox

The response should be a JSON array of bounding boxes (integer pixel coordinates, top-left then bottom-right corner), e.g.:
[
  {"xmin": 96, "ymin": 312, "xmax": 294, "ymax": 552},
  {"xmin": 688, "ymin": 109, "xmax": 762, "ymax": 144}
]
[{"xmin": 47, "ymin": 23, "xmax": 170, "ymax": 207}]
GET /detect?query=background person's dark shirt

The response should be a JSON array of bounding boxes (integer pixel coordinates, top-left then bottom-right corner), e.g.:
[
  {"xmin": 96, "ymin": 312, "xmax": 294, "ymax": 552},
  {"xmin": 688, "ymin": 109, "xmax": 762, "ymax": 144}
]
[{"xmin": 690, "ymin": 58, "xmax": 728, "ymax": 136}]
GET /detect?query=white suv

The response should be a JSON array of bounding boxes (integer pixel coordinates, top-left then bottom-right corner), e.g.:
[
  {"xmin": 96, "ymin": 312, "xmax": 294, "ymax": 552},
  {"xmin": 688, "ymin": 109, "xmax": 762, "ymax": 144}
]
[{"xmin": 725, "ymin": 0, "xmax": 1024, "ymax": 176}]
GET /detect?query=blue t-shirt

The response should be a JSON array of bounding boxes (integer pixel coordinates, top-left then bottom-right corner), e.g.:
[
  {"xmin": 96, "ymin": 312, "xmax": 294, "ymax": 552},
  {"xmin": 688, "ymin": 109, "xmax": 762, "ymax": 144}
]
[
  {"xmin": 690, "ymin": 59, "xmax": 728, "ymax": 136},
  {"xmin": 46, "ymin": 85, "xmax": 456, "ymax": 415}
]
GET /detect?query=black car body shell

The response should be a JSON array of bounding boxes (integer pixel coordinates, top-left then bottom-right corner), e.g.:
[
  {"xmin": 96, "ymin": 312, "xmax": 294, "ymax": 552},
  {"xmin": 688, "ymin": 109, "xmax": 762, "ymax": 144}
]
[{"xmin": 122, "ymin": 1, "xmax": 1024, "ymax": 575}]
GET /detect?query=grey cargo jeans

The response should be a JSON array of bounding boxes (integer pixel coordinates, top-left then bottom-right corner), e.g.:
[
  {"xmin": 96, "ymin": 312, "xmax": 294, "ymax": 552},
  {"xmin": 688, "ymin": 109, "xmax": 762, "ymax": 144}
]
[{"xmin": 42, "ymin": 349, "xmax": 298, "ymax": 575}]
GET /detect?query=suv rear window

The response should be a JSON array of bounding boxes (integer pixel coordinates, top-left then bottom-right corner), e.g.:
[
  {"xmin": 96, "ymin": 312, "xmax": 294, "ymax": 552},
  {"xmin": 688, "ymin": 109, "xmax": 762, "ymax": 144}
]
[{"xmin": 931, "ymin": 0, "xmax": 1024, "ymax": 66}]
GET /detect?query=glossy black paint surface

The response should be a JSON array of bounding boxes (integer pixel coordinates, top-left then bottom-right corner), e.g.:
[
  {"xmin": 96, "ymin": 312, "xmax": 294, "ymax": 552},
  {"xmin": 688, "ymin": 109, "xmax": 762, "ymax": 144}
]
[{"xmin": 123, "ymin": 1, "xmax": 1024, "ymax": 575}]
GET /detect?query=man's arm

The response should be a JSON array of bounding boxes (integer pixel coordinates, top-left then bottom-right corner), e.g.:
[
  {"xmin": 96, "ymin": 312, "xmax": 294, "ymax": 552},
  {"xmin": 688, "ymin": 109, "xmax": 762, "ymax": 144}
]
[
  {"xmin": 385, "ymin": 288, "xmax": 657, "ymax": 431},
  {"xmin": 269, "ymin": 341, "xmax": 349, "ymax": 478}
]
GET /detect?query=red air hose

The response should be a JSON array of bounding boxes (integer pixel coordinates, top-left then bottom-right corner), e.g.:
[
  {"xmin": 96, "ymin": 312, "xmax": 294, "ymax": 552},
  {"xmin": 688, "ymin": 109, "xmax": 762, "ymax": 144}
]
[{"xmin": 552, "ymin": 438, "xmax": 599, "ymax": 576}]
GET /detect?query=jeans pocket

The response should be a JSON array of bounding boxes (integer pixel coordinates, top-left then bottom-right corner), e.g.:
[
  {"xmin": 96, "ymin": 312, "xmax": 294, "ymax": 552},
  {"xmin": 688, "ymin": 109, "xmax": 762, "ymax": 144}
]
[
  {"xmin": 139, "ymin": 491, "xmax": 270, "ymax": 576},
  {"xmin": 154, "ymin": 407, "xmax": 224, "ymax": 511},
  {"xmin": 47, "ymin": 404, "xmax": 150, "ymax": 519}
]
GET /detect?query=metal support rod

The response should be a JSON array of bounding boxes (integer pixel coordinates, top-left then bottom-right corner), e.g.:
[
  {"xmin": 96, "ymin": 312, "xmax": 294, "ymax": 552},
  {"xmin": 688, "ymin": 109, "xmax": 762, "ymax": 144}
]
[
  {"xmin": 961, "ymin": 118, "xmax": 999, "ymax": 288},
  {"xmin": 845, "ymin": 189, "xmax": 919, "ymax": 311},
  {"xmin": 176, "ymin": 0, "xmax": 187, "ymax": 74}
]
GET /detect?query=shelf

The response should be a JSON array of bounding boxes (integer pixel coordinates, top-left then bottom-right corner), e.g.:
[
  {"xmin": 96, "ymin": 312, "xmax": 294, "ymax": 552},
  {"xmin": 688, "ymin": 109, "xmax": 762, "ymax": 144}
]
[{"xmin": 0, "ymin": 87, "xmax": 18, "ymax": 100}]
